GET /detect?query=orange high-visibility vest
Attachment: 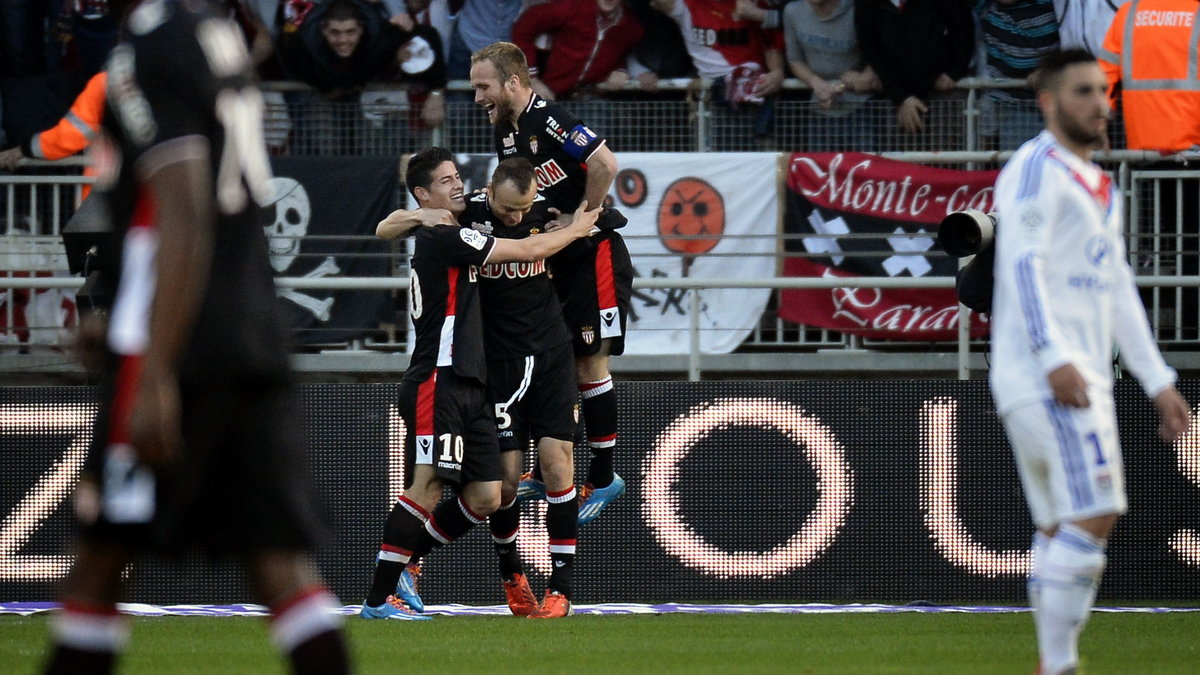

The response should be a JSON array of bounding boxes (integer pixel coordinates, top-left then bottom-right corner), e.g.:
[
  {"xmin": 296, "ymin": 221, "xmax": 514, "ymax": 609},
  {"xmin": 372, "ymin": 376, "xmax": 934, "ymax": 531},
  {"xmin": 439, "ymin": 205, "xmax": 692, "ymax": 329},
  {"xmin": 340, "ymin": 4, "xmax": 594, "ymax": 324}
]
[
  {"xmin": 23, "ymin": 71, "xmax": 106, "ymax": 201},
  {"xmin": 28, "ymin": 71, "xmax": 107, "ymax": 161},
  {"xmin": 1098, "ymin": 0, "xmax": 1200, "ymax": 151}
]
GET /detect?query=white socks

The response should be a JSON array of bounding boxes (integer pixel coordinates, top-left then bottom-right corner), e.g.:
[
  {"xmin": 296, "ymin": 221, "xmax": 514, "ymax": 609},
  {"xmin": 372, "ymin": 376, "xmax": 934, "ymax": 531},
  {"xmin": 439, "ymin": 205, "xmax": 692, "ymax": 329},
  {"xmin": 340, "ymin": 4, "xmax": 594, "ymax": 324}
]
[{"xmin": 1028, "ymin": 524, "xmax": 1107, "ymax": 674}]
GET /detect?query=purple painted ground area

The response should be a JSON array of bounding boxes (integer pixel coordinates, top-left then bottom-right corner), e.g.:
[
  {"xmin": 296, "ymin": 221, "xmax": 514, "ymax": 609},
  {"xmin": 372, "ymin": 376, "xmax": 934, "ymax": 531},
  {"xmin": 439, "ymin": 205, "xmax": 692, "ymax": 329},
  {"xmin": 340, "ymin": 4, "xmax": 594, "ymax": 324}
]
[{"xmin": 2, "ymin": 602, "xmax": 1198, "ymax": 617}]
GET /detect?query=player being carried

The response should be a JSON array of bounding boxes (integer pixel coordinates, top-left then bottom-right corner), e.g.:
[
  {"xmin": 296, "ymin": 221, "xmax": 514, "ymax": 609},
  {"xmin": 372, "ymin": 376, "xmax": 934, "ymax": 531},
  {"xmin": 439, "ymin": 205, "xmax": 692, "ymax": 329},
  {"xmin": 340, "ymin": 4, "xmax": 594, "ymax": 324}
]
[
  {"xmin": 470, "ymin": 41, "xmax": 633, "ymax": 525},
  {"xmin": 363, "ymin": 148, "xmax": 598, "ymax": 620}
]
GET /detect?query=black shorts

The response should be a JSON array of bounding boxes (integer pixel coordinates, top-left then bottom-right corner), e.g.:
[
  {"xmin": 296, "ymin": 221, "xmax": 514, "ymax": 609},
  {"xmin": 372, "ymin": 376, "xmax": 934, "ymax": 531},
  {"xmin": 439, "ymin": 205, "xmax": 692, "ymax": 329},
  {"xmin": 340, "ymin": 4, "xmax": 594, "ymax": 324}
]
[
  {"xmin": 488, "ymin": 341, "xmax": 579, "ymax": 451},
  {"xmin": 78, "ymin": 359, "xmax": 326, "ymax": 555},
  {"xmin": 554, "ymin": 231, "xmax": 633, "ymax": 357},
  {"xmin": 399, "ymin": 367, "xmax": 502, "ymax": 485}
]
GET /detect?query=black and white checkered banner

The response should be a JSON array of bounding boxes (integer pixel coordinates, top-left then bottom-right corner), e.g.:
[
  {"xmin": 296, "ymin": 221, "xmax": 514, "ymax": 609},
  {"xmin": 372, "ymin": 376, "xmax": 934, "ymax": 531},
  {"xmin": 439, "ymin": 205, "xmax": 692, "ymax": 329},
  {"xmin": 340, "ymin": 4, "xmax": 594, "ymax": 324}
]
[{"xmin": 779, "ymin": 152, "xmax": 996, "ymax": 339}]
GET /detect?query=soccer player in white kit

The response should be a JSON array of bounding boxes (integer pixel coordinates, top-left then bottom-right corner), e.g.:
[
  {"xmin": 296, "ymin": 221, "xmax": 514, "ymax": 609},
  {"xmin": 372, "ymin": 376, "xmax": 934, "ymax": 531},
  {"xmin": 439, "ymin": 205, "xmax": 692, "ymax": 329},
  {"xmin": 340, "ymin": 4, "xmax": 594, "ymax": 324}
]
[{"xmin": 990, "ymin": 49, "xmax": 1191, "ymax": 675}]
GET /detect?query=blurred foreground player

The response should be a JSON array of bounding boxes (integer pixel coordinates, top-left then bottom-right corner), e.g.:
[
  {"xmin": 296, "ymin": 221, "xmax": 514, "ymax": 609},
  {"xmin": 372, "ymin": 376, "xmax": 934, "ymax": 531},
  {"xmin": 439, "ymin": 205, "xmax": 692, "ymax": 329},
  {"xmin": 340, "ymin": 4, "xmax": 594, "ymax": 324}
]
[
  {"xmin": 471, "ymin": 41, "xmax": 631, "ymax": 524},
  {"xmin": 43, "ymin": 1, "xmax": 349, "ymax": 673},
  {"xmin": 990, "ymin": 49, "xmax": 1190, "ymax": 675},
  {"xmin": 363, "ymin": 148, "xmax": 598, "ymax": 619}
]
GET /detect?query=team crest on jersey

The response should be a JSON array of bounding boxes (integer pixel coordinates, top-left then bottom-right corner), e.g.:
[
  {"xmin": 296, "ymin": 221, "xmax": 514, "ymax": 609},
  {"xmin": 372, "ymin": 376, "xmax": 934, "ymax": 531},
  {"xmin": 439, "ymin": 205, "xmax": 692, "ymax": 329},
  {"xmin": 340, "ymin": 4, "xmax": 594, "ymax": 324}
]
[
  {"xmin": 528, "ymin": 135, "xmax": 538, "ymax": 155},
  {"xmin": 460, "ymin": 227, "xmax": 488, "ymax": 250},
  {"xmin": 581, "ymin": 325, "xmax": 595, "ymax": 345},
  {"xmin": 570, "ymin": 127, "xmax": 595, "ymax": 147},
  {"xmin": 1085, "ymin": 236, "xmax": 1110, "ymax": 267},
  {"xmin": 1019, "ymin": 206, "xmax": 1043, "ymax": 233}
]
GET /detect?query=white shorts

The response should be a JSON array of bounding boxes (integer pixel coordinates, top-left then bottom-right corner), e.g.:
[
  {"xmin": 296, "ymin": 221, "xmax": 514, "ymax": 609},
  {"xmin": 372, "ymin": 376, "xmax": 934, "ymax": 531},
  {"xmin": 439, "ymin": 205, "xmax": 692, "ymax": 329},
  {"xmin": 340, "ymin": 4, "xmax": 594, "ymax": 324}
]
[{"xmin": 1002, "ymin": 396, "xmax": 1127, "ymax": 530}]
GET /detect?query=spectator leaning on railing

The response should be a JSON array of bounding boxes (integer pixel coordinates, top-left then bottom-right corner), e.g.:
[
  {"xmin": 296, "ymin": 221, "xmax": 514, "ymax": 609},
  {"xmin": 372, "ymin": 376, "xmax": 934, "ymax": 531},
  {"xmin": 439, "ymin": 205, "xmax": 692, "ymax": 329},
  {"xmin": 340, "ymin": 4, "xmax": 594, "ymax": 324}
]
[
  {"xmin": 855, "ymin": 0, "xmax": 975, "ymax": 145},
  {"xmin": 278, "ymin": 0, "xmax": 447, "ymax": 153},
  {"xmin": 279, "ymin": 0, "xmax": 409, "ymax": 95},
  {"xmin": 651, "ymin": 0, "xmax": 786, "ymax": 150},
  {"xmin": 511, "ymin": 0, "xmax": 648, "ymax": 101},
  {"xmin": 977, "ymin": 0, "xmax": 1061, "ymax": 150},
  {"xmin": 782, "ymin": 0, "xmax": 881, "ymax": 152},
  {"xmin": 0, "ymin": 70, "xmax": 105, "ymax": 201}
]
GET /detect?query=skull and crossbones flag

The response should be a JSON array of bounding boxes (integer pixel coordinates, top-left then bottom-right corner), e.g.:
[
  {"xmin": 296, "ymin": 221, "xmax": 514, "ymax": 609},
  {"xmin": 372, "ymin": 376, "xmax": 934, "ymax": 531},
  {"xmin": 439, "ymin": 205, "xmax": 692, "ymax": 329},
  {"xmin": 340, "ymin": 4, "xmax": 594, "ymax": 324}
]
[
  {"xmin": 263, "ymin": 156, "xmax": 396, "ymax": 343},
  {"xmin": 779, "ymin": 153, "xmax": 995, "ymax": 340}
]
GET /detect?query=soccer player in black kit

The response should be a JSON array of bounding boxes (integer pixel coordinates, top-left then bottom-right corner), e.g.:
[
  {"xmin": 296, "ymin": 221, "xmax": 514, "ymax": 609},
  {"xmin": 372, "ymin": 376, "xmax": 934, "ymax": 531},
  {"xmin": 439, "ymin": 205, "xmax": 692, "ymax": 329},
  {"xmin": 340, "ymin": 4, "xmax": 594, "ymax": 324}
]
[
  {"xmin": 363, "ymin": 148, "xmax": 598, "ymax": 620},
  {"xmin": 467, "ymin": 158, "xmax": 626, "ymax": 618},
  {"xmin": 470, "ymin": 41, "xmax": 633, "ymax": 525},
  {"xmin": 43, "ymin": 1, "xmax": 350, "ymax": 672}
]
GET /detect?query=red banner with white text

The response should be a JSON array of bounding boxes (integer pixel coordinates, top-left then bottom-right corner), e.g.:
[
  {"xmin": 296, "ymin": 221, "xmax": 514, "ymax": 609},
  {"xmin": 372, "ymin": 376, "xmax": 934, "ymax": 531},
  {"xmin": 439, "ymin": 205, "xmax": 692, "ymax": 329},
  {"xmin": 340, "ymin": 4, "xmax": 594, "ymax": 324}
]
[{"xmin": 779, "ymin": 153, "xmax": 996, "ymax": 340}]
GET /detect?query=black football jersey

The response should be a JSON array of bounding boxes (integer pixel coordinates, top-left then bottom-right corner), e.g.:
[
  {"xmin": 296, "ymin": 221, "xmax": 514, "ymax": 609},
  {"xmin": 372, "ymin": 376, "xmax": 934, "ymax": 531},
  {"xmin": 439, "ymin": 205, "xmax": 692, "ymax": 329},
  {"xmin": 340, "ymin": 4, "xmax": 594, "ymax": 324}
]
[
  {"xmin": 460, "ymin": 193, "xmax": 571, "ymax": 359},
  {"xmin": 98, "ymin": 0, "xmax": 288, "ymax": 383},
  {"xmin": 405, "ymin": 225, "xmax": 497, "ymax": 383},
  {"xmin": 493, "ymin": 93, "xmax": 605, "ymax": 212}
]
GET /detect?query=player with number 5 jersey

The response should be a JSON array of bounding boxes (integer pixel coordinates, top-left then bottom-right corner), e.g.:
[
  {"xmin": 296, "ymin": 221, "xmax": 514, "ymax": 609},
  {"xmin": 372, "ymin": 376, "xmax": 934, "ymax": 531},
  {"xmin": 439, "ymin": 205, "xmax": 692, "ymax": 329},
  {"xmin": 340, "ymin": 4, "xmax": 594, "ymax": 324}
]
[
  {"xmin": 471, "ymin": 42, "xmax": 633, "ymax": 526},
  {"xmin": 361, "ymin": 148, "xmax": 598, "ymax": 621}
]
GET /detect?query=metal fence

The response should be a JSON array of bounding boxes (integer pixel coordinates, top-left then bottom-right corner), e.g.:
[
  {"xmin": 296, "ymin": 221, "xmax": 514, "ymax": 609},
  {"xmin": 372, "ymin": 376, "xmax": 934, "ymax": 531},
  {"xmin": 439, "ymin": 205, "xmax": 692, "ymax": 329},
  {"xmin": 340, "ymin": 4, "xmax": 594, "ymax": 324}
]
[
  {"xmin": 1, "ymin": 79, "xmax": 1197, "ymax": 376},
  {"xmin": 267, "ymin": 78, "xmax": 1102, "ymax": 156}
]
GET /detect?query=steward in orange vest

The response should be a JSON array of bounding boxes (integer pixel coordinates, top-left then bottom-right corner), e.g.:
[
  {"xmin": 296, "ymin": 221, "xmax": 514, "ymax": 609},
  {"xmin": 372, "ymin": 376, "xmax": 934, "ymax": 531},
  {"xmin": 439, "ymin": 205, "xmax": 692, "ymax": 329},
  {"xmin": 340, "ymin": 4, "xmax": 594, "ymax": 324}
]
[
  {"xmin": 1098, "ymin": 0, "xmax": 1200, "ymax": 151},
  {"xmin": 0, "ymin": 71, "xmax": 106, "ymax": 199}
]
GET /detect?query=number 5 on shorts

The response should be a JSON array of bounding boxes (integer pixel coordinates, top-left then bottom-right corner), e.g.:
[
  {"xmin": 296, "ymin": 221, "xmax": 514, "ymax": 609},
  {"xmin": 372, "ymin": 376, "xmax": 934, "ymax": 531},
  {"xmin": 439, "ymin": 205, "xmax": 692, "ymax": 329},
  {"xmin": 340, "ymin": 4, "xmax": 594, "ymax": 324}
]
[{"xmin": 494, "ymin": 403, "xmax": 512, "ymax": 430}]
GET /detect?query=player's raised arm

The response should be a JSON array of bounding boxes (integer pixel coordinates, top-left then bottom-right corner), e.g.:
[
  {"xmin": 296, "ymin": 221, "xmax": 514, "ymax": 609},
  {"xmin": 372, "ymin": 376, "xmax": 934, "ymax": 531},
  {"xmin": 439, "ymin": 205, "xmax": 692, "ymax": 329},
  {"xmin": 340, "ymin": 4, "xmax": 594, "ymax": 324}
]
[{"xmin": 489, "ymin": 200, "xmax": 598, "ymax": 263}]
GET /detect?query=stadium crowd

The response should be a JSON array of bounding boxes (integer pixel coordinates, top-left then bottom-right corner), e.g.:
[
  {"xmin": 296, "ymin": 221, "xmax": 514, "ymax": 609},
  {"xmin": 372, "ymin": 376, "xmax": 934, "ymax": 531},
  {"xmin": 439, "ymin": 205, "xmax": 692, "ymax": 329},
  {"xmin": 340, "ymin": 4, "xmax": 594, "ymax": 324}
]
[{"xmin": 7, "ymin": 0, "xmax": 1195, "ymax": 162}]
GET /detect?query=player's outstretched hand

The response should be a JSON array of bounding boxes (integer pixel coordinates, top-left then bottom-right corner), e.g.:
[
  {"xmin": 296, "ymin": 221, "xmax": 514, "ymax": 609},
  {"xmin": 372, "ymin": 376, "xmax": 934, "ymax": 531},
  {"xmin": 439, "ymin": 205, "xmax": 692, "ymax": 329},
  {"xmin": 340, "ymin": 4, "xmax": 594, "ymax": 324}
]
[
  {"xmin": 545, "ymin": 207, "xmax": 568, "ymax": 232},
  {"xmin": 568, "ymin": 200, "xmax": 600, "ymax": 236},
  {"xmin": 1153, "ymin": 386, "xmax": 1191, "ymax": 443}
]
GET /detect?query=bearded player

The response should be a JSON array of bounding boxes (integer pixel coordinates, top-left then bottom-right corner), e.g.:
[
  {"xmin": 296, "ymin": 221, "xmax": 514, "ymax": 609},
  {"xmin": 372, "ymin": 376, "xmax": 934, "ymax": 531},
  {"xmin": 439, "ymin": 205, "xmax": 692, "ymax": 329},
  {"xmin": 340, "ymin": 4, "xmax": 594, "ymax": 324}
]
[{"xmin": 470, "ymin": 41, "xmax": 632, "ymax": 525}]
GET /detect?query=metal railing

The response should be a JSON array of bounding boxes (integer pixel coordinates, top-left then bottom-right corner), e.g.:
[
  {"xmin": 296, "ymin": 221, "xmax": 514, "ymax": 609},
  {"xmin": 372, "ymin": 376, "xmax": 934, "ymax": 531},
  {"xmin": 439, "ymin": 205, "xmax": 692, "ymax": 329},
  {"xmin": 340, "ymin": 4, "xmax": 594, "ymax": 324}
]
[
  {"xmin": 263, "ymin": 77, "xmax": 1067, "ymax": 156},
  {"xmin": 2, "ymin": 78, "xmax": 1198, "ymax": 378}
]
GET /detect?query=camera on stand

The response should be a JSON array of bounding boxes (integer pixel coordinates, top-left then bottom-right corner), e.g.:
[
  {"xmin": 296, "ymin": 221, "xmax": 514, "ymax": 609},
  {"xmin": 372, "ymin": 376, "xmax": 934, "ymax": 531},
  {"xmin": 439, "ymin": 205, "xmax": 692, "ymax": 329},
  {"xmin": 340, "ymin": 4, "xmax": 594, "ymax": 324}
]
[
  {"xmin": 937, "ymin": 209, "xmax": 998, "ymax": 314},
  {"xmin": 61, "ymin": 194, "xmax": 119, "ymax": 313}
]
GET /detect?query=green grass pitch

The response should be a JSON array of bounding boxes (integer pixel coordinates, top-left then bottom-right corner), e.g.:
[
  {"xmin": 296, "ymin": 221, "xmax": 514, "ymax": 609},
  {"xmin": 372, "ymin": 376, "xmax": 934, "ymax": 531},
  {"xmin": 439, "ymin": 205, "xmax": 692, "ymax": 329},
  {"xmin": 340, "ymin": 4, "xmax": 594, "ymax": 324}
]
[{"xmin": 2, "ymin": 611, "xmax": 1198, "ymax": 673}]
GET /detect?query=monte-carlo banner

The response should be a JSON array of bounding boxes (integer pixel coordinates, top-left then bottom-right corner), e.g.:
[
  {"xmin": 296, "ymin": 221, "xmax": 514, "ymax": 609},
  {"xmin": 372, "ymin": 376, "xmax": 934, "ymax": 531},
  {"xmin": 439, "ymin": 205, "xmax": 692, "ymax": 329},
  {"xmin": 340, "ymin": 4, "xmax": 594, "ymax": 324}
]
[{"xmin": 780, "ymin": 152, "xmax": 997, "ymax": 340}]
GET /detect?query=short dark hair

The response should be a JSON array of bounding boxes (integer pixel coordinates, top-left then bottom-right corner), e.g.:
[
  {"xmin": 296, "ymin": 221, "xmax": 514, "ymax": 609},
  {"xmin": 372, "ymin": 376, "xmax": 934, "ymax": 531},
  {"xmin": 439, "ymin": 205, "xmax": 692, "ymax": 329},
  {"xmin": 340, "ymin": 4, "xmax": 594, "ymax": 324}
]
[
  {"xmin": 406, "ymin": 147, "xmax": 456, "ymax": 200},
  {"xmin": 1032, "ymin": 49, "xmax": 1098, "ymax": 93},
  {"xmin": 491, "ymin": 158, "xmax": 536, "ymax": 195},
  {"xmin": 321, "ymin": 0, "xmax": 366, "ymax": 26}
]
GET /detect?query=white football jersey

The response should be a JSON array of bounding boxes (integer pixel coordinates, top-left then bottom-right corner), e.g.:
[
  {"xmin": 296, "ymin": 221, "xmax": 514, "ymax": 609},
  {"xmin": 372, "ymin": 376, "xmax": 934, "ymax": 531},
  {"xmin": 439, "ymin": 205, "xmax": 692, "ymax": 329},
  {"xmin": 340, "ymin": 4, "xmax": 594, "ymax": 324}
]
[{"xmin": 989, "ymin": 131, "xmax": 1175, "ymax": 413}]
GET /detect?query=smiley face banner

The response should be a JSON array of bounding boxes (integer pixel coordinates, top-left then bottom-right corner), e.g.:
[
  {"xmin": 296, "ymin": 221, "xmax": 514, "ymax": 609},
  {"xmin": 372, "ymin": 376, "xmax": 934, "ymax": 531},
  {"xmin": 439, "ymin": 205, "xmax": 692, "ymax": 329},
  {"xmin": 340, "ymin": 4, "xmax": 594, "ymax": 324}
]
[
  {"xmin": 609, "ymin": 152, "xmax": 777, "ymax": 355},
  {"xmin": 418, "ymin": 152, "xmax": 776, "ymax": 356}
]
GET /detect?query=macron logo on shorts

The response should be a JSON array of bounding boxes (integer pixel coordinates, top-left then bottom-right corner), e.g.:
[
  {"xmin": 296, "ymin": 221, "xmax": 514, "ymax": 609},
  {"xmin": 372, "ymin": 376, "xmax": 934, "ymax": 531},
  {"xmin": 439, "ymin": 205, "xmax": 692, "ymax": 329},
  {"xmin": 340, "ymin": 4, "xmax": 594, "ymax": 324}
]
[
  {"xmin": 459, "ymin": 228, "xmax": 488, "ymax": 250},
  {"xmin": 600, "ymin": 307, "xmax": 621, "ymax": 338},
  {"xmin": 416, "ymin": 434, "xmax": 434, "ymax": 464}
]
